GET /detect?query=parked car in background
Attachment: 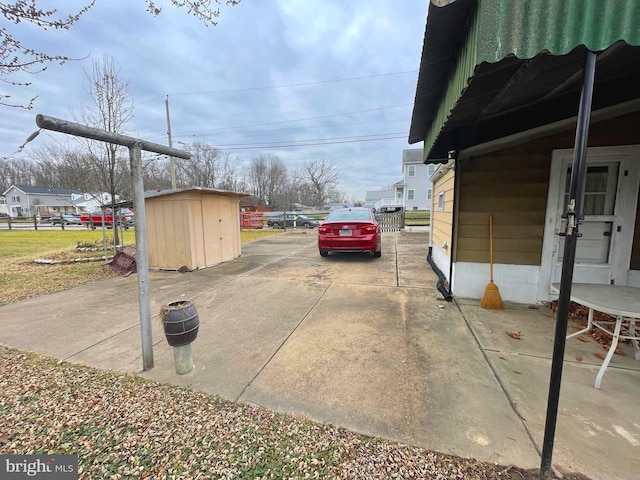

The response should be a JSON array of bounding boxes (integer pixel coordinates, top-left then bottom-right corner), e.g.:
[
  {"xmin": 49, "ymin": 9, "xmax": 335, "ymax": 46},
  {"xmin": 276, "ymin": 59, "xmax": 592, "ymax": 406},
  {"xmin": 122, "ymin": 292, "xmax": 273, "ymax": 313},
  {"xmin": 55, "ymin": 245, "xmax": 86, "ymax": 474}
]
[
  {"xmin": 50, "ymin": 213, "xmax": 81, "ymax": 225},
  {"xmin": 268, "ymin": 214, "xmax": 319, "ymax": 229},
  {"xmin": 318, "ymin": 207, "xmax": 381, "ymax": 258}
]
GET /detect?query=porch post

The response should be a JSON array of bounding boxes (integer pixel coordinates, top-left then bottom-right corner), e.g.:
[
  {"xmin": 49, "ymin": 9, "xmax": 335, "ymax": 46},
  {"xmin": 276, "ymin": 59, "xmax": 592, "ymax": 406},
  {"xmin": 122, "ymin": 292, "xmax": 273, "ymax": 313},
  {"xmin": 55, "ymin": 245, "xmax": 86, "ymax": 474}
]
[{"xmin": 540, "ymin": 50, "xmax": 597, "ymax": 478}]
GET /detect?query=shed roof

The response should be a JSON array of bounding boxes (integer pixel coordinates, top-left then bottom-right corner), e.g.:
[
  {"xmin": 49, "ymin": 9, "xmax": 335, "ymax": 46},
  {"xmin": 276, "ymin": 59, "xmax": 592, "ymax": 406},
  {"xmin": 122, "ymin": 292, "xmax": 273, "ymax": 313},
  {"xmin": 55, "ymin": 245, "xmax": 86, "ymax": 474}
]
[
  {"xmin": 409, "ymin": 0, "xmax": 640, "ymax": 160},
  {"xmin": 145, "ymin": 187, "xmax": 250, "ymax": 200}
]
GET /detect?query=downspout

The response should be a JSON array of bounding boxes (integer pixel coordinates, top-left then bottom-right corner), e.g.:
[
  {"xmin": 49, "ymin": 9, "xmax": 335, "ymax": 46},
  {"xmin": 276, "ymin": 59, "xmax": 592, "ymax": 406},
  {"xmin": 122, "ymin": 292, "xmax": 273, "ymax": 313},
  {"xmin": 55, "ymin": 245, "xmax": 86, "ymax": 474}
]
[
  {"xmin": 448, "ymin": 156, "xmax": 459, "ymax": 299},
  {"xmin": 427, "ymin": 247, "xmax": 452, "ymax": 301},
  {"xmin": 425, "ymin": 154, "xmax": 456, "ymax": 302}
]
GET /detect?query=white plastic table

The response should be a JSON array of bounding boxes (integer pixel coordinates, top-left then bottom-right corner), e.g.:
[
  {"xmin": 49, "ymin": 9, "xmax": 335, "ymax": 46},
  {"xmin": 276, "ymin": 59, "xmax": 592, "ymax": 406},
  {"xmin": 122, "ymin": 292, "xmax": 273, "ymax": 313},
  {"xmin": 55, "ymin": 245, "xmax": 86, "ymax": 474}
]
[{"xmin": 552, "ymin": 283, "xmax": 640, "ymax": 389}]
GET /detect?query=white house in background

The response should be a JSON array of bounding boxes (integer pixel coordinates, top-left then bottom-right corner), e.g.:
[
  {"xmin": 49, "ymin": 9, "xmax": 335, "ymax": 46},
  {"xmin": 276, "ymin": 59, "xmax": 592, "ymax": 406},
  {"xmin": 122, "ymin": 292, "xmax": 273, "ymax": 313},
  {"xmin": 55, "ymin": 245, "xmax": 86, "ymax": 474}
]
[
  {"xmin": 2, "ymin": 185, "xmax": 82, "ymax": 217},
  {"xmin": 0, "ymin": 196, "xmax": 7, "ymax": 216},
  {"xmin": 1, "ymin": 185, "xmax": 122, "ymax": 217},
  {"xmin": 399, "ymin": 148, "xmax": 440, "ymax": 211},
  {"xmin": 72, "ymin": 192, "xmax": 121, "ymax": 213}
]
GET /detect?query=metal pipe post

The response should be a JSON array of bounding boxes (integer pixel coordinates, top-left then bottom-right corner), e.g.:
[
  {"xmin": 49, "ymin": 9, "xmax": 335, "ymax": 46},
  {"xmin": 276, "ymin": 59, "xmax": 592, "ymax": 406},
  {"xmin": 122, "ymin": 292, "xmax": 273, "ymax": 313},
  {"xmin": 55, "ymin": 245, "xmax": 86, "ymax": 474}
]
[
  {"xmin": 540, "ymin": 50, "xmax": 597, "ymax": 479},
  {"xmin": 129, "ymin": 144, "xmax": 154, "ymax": 371}
]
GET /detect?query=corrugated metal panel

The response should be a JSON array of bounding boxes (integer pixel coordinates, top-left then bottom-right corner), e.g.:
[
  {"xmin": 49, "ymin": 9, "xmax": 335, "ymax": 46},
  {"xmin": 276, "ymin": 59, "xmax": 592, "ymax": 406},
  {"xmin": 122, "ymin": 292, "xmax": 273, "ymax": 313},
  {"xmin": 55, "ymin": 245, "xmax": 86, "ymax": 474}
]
[
  {"xmin": 423, "ymin": 15, "xmax": 479, "ymax": 162},
  {"xmin": 477, "ymin": 0, "xmax": 640, "ymax": 63},
  {"xmin": 412, "ymin": 0, "xmax": 640, "ymax": 159}
]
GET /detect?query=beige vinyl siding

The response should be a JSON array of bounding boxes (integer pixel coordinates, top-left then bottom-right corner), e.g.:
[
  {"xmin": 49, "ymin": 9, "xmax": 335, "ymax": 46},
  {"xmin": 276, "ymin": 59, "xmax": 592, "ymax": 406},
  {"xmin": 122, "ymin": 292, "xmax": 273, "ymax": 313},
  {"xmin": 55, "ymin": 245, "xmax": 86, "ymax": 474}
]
[
  {"xmin": 431, "ymin": 168, "xmax": 455, "ymax": 257},
  {"xmin": 454, "ymin": 110, "xmax": 640, "ymax": 266},
  {"xmin": 455, "ymin": 155, "xmax": 549, "ymax": 265}
]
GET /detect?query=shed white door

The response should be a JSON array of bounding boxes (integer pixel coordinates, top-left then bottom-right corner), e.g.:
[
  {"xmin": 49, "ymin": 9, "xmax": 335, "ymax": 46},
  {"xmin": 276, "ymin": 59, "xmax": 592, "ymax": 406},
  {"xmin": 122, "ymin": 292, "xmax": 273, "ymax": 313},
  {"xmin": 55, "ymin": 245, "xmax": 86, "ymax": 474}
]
[{"xmin": 540, "ymin": 146, "xmax": 640, "ymax": 299}]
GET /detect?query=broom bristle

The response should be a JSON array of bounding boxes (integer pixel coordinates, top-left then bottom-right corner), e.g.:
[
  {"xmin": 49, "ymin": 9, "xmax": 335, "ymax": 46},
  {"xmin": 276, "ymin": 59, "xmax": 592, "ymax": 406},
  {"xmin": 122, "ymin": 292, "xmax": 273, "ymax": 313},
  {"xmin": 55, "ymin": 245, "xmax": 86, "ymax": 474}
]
[{"xmin": 480, "ymin": 281, "xmax": 504, "ymax": 310}]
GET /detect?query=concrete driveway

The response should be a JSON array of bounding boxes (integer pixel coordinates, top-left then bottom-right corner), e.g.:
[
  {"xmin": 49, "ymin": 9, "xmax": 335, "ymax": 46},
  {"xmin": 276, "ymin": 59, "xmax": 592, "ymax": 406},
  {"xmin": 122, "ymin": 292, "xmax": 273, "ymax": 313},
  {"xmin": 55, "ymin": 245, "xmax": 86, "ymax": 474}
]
[{"xmin": 1, "ymin": 230, "xmax": 639, "ymax": 479}]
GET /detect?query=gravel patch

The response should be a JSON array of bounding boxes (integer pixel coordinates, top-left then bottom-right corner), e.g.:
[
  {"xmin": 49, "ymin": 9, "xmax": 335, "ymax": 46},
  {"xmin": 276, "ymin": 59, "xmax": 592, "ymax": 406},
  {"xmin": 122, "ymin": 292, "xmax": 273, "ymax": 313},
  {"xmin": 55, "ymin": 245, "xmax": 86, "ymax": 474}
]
[{"xmin": 0, "ymin": 346, "xmax": 590, "ymax": 479}]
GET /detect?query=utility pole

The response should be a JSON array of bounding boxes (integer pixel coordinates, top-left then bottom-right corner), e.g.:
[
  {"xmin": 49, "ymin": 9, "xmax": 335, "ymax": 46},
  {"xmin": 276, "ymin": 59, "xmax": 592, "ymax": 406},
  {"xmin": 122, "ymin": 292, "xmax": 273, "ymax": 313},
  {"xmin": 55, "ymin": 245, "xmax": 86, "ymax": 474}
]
[{"xmin": 165, "ymin": 95, "xmax": 176, "ymax": 190}]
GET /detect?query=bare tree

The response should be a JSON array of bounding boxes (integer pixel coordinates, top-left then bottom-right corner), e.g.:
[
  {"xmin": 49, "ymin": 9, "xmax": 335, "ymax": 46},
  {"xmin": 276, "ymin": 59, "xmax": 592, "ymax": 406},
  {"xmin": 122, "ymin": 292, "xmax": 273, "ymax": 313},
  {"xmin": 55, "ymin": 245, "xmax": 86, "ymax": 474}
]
[
  {"xmin": 177, "ymin": 141, "xmax": 223, "ymax": 188},
  {"xmin": 246, "ymin": 154, "xmax": 287, "ymax": 209},
  {"xmin": 1, "ymin": 1, "xmax": 240, "ymax": 109},
  {"xmin": 78, "ymin": 55, "xmax": 134, "ymax": 245},
  {"xmin": 0, "ymin": 156, "xmax": 35, "ymax": 192},
  {"xmin": 0, "ymin": 1, "xmax": 95, "ymax": 109},
  {"xmin": 302, "ymin": 158, "xmax": 340, "ymax": 208}
]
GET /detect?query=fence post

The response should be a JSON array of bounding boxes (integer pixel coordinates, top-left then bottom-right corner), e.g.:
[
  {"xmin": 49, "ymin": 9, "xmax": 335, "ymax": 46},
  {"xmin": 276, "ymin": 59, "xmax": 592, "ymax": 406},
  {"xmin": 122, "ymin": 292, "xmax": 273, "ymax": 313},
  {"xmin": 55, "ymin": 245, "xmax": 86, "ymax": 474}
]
[
  {"xmin": 33, "ymin": 216, "xmax": 38, "ymax": 230},
  {"xmin": 8, "ymin": 216, "xmax": 11, "ymax": 230}
]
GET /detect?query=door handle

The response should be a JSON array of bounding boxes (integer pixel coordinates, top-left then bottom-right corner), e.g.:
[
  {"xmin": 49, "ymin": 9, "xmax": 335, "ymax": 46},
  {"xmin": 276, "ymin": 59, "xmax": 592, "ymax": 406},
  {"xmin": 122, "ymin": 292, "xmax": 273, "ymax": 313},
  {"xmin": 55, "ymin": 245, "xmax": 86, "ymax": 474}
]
[{"xmin": 603, "ymin": 231, "xmax": 612, "ymax": 237}]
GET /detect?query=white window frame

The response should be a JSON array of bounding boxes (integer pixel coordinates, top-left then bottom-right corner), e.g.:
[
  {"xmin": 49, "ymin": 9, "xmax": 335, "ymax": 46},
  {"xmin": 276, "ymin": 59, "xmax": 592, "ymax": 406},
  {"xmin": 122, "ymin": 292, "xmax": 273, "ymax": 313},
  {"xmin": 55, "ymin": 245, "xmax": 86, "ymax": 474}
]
[
  {"xmin": 427, "ymin": 189, "xmax": 432, "ymax": 201},
  {"xmin": 11, "ymin": 195, "xmax": 20, "ymax": 203},
  {"xmin": 427, "ymin": 164, "xmax": 436, "ymax": 176},
  {"xmin": 438, "ymin": 191, "xmax": 445, "ymax": 211},
  {"xmin": 408, "ymin": 189, "xmax": 415, "ymax": 200},
  {"xmin": 408, "ymin": 165, "xmax": 416, "ymax": 177}
]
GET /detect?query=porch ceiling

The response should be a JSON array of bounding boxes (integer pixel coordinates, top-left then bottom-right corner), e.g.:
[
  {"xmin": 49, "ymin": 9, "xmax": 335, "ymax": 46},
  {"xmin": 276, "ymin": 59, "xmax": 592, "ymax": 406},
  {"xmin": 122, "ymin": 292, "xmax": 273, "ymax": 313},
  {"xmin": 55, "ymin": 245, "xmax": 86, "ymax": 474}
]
[
  {"xmin": 429, "ymin": 43, "xmax": 640, "ymax": 159},
  {"xmin": 410, "ymin": 0, "xmax": 640, "ymax": 161}
]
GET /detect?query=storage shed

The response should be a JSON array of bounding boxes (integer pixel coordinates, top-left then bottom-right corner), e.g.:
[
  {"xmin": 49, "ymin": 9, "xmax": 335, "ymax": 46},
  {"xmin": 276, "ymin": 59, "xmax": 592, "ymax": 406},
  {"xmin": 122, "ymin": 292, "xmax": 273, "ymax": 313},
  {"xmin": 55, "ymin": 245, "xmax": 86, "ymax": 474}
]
[{"xmin": 145, "ymin": 187, "xmax": 248, "ymax": 271}]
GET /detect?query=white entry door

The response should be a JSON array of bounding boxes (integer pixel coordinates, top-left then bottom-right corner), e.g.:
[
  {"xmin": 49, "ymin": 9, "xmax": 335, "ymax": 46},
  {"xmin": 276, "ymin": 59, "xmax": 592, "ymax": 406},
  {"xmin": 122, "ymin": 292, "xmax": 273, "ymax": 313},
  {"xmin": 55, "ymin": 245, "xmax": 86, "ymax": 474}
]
[{"xmin": 539, "ymin": 146, "xmax": 640, "ymax": 300}]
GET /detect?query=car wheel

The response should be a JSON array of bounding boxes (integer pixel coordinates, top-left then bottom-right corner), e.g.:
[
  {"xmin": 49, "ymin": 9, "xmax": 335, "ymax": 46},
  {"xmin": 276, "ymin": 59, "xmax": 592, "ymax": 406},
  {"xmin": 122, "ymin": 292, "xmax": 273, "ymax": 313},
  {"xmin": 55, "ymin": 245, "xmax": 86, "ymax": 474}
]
[
  {"xmin": 319, "ymin": 249, "xmax": 329, "ymax": 257},
  {"xmin": 373, "ymin": 250, "xmax": 382, "ymax": 258},
  {"xmin": 273, "ymin": 222, "xmax": 281, "ymax": 229},
  {"xmin": 303, "ymin": 222, "xmax": 311, "ymax": 228}
]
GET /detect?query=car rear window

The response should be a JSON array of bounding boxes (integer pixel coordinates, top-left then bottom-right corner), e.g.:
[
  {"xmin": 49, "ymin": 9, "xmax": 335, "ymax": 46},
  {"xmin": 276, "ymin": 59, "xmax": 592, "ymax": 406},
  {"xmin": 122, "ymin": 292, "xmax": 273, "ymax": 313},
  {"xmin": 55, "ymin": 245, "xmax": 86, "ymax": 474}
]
[{"xmin": 326, "ymin": 210, "xmax": 372, "ymax": 221}]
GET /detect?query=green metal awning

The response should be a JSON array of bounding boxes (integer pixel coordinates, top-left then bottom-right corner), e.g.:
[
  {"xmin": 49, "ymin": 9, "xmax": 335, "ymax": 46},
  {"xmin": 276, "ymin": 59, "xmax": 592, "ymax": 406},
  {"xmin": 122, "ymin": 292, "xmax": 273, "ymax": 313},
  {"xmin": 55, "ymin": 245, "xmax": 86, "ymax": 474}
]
[{"xmin": 409, "ymin": 0, "xmax": 640, "ymax": 161}]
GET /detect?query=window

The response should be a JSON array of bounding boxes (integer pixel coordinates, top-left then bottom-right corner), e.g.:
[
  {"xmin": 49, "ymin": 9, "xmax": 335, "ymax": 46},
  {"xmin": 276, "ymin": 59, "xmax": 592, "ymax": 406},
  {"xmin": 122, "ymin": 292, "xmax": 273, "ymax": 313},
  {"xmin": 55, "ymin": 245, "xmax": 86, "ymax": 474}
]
[
  {"xmin": 427, "ymin": 189, "xmax": 432, "ymax": 201},
  {"xmin": 11, "ymin": 195, "xmax": 20, "ymax": 203},
  {"xmin": 397, "ymin": 191, "xmax": 402, "ymax": 199},
  {"xmin": 438, "ymin": 191, "xmax": 445, "ymax": 211},
  {"xmin": 427, "ymin": 164, "xmax": 436, "ymax": 176},
  {"xmin": 408, "ymin": 165, "xmax": 416, "ymax": 177},
  {"xmin": 408, "ymin": 189, "xmax": 415, "ymax": 200},
  {"xmin": 0, "ymin": 198, "xmax": 5, "ymax": 205}
]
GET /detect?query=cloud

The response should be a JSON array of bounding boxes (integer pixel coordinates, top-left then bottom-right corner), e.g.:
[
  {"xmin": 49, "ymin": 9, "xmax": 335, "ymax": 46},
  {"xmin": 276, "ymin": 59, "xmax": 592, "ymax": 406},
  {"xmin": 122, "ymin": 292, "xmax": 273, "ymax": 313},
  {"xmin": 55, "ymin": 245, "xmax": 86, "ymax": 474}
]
[{"xmin": 0, "ymin": 0, "xmax": 427, "ymax": 201}]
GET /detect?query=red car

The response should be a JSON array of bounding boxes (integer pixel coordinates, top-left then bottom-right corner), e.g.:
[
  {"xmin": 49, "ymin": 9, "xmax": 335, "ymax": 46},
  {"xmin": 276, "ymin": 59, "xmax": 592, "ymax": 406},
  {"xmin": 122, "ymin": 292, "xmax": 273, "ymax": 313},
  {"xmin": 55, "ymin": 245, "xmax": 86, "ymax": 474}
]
[{"xmin": 318, "ymin": 207, "xmax": 381, "ymax": 258}]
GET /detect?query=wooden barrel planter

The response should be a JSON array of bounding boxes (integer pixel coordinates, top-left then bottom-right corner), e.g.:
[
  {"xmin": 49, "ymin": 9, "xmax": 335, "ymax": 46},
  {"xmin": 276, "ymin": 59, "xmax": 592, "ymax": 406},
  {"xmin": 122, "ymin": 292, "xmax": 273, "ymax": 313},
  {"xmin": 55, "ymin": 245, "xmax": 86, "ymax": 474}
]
[{"xmin": 160, "ymin": 300, "xmax": 200, "ymax": 347}]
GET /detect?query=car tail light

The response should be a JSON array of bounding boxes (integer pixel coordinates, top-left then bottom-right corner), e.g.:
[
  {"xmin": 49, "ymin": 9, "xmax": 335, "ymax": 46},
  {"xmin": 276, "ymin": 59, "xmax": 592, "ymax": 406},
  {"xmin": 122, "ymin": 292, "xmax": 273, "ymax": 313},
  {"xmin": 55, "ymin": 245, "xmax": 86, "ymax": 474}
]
[{"xmin": 359, "ymin": 224, "xmax": 378, "ymax": 233}]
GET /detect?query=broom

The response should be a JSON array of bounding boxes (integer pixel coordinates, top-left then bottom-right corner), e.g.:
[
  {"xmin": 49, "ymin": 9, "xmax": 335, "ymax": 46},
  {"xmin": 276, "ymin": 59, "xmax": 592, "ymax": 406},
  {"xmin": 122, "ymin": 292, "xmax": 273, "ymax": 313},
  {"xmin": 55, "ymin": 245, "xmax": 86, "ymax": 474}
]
[{"xmin": 480, "ymin": 215, "xmax": 504, "ymax": 309}]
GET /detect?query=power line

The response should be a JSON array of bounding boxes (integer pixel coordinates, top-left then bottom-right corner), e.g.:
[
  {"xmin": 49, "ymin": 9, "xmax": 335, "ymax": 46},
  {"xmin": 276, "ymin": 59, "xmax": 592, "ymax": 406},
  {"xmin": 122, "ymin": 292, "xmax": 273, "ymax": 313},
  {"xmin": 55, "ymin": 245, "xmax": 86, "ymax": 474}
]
[
  {"xmin": 217, "ymin": 134, "xmax": 408, "ymax": 151},
  {"xmin": 157, "ymin": 103, "xmax": 413, "ymax": 139},
  {"xmin": 214, "ymin": 132, "xmax": 407, "ymax": 148},
  {"xmin": 136, "ymin": 69, "xmax": 418, "ymax": 105}
]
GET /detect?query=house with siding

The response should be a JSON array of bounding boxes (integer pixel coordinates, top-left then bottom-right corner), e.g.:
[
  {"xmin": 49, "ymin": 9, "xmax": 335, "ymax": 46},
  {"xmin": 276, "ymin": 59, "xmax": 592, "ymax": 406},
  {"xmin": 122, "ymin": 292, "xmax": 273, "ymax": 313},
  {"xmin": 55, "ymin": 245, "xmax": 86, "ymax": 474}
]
[
  {"xmin": 400, "ymin": 148, "xmax": 440, "ymax": 211},
  {"xmin": 409, "ymin": 0, "xmax": 640, "ymax": 304},
  {"xmin": 2, "ymin": 185, "xmax": 83, "ymax": 217}
]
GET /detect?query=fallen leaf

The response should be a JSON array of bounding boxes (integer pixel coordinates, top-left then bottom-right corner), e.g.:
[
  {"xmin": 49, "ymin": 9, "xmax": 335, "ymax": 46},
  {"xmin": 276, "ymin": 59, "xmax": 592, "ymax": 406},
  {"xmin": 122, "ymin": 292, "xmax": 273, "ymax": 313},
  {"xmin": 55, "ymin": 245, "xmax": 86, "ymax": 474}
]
[
  {"xmin": 575, "ymin": 356, "xmax": 583, "ymax": 362},
  {"xmin": 0, "ymin": 432, "xmax": 8, "ymax": 444},
  {"xmin": 595, "ymin": 353, "xmax": 606, "ymax": 360},
  {"xmin": 614, "ymin": 348, "xmax": 625, "ymax": 355},
  {"xmin": 576, "ymin": 335, "xmax": 590, "ymax": 343},
  {"xmin": 507, "ymin": 331, "xmax": 522, "ymax": 340}
]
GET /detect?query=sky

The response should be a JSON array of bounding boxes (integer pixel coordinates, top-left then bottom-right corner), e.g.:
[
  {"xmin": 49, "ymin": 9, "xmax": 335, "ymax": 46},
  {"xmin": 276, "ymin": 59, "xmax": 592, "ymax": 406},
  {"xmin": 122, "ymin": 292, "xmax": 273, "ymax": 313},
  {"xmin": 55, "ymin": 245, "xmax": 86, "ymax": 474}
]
[{"xmin": 1, "ymin": 0, "xmax": 427, "ymax": 202}]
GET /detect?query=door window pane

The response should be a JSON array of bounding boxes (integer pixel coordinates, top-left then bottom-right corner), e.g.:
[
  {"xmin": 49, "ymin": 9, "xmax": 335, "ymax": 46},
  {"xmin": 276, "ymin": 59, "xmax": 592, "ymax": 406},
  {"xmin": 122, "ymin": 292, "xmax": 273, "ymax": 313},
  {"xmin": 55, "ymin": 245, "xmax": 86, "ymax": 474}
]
[{"xmin": 564, "ymin": 165, "xmax": 618, "ymax": 215}]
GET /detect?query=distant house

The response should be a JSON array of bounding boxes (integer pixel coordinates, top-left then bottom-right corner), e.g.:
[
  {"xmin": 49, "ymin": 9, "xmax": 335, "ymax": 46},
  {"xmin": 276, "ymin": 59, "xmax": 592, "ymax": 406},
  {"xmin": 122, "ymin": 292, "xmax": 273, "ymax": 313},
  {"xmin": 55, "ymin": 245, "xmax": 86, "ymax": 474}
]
[
  {"xmin": 2, "ymin": 185, "xmax": 82, "ymax": 218},
  {"xmin": 0, "ymin": 196, "xmax": 7, "ymax": 216},
  {"xmin": 73, "ymin": 192, "xmax": 122, "ymax": 213},
  {"xmin": 364, "ymin": 149, "xmax": 440, "ymax": 212},
  {"xmin": 398, "ymin": 148, "xmax": 441, "ymax": 211}
]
